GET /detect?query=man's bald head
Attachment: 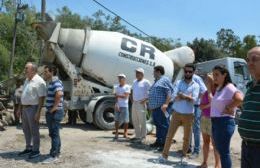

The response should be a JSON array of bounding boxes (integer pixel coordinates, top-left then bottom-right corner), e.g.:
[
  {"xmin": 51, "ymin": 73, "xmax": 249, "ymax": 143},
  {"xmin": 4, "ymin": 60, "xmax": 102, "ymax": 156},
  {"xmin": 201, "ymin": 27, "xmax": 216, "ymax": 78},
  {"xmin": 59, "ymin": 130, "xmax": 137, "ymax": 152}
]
[
  {"xmin": 24, "ymin": 62, "xmax": 38, "ymax": 80},
  {"xmin": 247, "ymin": 46, "xmax": 260, "ymax": 81},
  {"xmin": 247, "ymin": 46, "xmax": 260, "ymax": 56}
]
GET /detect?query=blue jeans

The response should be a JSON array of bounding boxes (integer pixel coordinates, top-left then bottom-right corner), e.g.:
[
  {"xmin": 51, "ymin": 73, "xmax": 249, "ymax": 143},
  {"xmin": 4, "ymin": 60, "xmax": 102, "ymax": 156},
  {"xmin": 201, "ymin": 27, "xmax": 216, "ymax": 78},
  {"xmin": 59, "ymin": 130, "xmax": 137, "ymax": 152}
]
[
  {"xmin": 46, "ymin": 109, "xmax": 64, "ymax": 157},
  {"xmin": 241, "ymin": 140, "xmax": 260, "ymax": 168},
  {"xmin": 114, "ymin": 107, "xmax": 129, "ymax": 124},
  {"xmin": 212, "ymin": 117, "xmax": 235, "ymax": 168},
  {"xmin": 191, "ymin": 105, "xmax": 201, "ymax": 153},
  {"xmin": 152, "ymin": 107, "xmax": 170, "ymax": 145}
]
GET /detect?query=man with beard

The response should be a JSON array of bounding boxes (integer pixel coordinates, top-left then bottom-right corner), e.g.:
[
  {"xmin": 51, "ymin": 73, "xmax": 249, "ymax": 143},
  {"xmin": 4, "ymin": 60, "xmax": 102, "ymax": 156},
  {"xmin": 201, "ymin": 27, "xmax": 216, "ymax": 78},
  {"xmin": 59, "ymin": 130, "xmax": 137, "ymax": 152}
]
[{"xmin": 158, "ymin": 63, "xmax": 200, "ymax": 163}]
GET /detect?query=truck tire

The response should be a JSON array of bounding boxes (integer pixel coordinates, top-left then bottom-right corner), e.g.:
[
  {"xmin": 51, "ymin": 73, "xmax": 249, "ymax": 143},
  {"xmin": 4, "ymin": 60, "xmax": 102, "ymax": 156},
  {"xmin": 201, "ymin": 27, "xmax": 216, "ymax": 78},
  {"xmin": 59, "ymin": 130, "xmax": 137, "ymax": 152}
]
[
  {"xmin": 94, "ymin": 99, "xmax": 115, "ymax": 130},
  {"xmin": 79, "ymin": 110, "xmax": 86, "ymax": 123}
]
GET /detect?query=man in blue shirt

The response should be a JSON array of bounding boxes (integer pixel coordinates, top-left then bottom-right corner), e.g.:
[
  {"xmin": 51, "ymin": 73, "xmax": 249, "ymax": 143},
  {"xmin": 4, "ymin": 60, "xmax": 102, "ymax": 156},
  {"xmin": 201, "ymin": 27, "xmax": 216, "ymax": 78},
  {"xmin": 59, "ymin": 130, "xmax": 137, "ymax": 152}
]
[
  {"xmin": 148, "ymin": 65, "xmax": 174, "ymax": 151},
  {"xmin": 189, "ymin": 72, "xmax": 207, "ymax": 158},
  {"xmin": 158, "ymin": 63, "xmax": 200, "ymax": 163},
  {"xmin": 42, "ymin": 65, "xmax": 64, "ymax": 164}
]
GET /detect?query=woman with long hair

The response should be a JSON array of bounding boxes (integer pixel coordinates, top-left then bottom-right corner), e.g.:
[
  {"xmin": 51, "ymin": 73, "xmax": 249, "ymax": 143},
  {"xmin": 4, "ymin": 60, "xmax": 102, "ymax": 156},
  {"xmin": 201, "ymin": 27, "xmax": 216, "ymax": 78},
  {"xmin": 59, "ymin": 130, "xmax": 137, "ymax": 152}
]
[
  {"xmin": 210, "ymin": 65, "xmax": 243, "ymax": 168},
  {"xmin": 199, "ymin": 74, "xmax": 221, "ymax": 168}
]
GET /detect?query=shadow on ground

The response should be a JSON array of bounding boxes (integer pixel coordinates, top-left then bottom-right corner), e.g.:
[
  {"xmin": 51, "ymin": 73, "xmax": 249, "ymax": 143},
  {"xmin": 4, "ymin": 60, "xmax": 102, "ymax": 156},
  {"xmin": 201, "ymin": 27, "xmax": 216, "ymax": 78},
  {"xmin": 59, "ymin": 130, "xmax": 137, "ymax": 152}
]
[
  {"xmin": 147, "ymin": 157, "xmax": 199, "ymax": 168},
  {"xmin": 0, "ymin": 150, "xmax": 49, "ymax": 164}
]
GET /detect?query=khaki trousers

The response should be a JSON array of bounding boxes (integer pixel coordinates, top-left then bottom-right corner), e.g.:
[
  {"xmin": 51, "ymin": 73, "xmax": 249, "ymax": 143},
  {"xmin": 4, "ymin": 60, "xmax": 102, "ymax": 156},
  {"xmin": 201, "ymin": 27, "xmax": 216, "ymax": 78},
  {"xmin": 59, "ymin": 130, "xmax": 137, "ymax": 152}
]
[
  {"xmin": 131, "ymin": 102, "xmax": 147, "ymax": 139},
  {"xmin": 162, "ymin": 111, "xmax": 194, "ymax": 158}
]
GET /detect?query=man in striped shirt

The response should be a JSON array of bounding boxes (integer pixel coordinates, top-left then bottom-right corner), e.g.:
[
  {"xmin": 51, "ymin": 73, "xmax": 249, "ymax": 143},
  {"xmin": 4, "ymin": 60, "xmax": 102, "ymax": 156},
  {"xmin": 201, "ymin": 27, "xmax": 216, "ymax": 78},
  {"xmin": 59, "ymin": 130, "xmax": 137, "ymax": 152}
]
[
  {"xmin": 42, "ymin": 65, "xmax": 64, "ymax": 164},
  {"xmin": 238, "ymin": 47, "xmax": 260, "ymax": 168}
]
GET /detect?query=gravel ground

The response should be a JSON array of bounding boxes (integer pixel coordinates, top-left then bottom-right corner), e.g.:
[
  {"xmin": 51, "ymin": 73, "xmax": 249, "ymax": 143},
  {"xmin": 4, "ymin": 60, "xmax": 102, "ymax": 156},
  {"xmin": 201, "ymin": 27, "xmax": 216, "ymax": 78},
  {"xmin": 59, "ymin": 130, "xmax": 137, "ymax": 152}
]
[{"xmin": 0, "ymin": 122, "xmax": 241, "ymax": 168}]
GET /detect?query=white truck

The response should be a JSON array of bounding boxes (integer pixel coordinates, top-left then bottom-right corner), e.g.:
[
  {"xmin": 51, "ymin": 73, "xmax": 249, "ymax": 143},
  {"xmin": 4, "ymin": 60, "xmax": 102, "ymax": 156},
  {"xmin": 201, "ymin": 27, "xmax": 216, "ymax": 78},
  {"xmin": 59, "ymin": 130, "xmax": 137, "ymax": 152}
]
[
  {"xmin": 196, "ymin": 57, "xmax": 250, "ymax": 94},
  {"xmin": 33, "ymin": 21, "xmax": 195, "ymax": 130}
]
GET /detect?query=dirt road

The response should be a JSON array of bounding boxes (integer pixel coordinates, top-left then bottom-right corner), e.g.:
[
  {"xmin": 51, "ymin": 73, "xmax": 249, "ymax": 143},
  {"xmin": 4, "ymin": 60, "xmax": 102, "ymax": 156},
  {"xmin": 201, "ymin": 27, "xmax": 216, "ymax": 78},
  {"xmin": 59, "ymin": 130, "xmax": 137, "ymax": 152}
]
[{"xmin": 0, "ymin": 123, "xmax": 241, "ymax": 168}]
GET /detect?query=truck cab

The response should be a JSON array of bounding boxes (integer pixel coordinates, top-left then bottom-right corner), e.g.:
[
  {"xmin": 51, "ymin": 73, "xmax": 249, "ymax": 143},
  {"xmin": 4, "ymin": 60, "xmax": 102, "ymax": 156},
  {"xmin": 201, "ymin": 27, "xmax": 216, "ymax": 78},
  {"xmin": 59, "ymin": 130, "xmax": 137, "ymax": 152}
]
[{"xmin": 196, "ymin": 57, "xmax": 250, "ymax": 94}]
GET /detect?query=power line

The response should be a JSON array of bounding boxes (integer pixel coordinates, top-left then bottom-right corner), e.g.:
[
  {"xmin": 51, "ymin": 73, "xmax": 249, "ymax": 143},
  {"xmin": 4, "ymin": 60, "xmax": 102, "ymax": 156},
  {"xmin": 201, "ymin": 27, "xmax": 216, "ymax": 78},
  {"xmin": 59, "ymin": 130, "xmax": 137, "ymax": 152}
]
[{"xmin": 91, "ymin": 0, "xmax": 151, "ymax": 38}]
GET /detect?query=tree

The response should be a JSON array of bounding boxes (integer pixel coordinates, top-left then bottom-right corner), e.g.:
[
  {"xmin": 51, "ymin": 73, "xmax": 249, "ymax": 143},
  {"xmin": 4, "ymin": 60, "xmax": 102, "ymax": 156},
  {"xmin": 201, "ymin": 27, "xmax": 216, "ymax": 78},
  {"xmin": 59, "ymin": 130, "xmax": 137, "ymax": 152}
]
[
  {"xmin": 187, "ymin": 38, "xmax": 224, "ymax": 62},
  {"xmin": 238, "ymin": 35, "xmax": 258, "ymax": 58},
  {"xmin": 0, "ymin": 2, "xmax": 39, "ymax": 80},
  {"xmin": 56, "ymin": 6, "xmax": 88, "ymax": 29},
  {"xmin": 216, "ymin": 28, "xmax": 241, "ymax": 57}
]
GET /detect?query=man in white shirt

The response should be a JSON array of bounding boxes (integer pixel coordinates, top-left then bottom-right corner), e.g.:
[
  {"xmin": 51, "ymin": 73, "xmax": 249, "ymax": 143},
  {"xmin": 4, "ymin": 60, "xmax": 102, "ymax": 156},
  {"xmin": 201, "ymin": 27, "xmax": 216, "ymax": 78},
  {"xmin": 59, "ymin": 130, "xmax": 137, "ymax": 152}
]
[
  {"xmin": 114, "ymin": 74, "xmax": 131, "ymax": 140},
  {"xmin": 131, "ymin": 68, "xmax": 151, "ymax": 142},
  {"xmin": 18, "ymin": 62, "xmax": 46, "ymax": 159}
]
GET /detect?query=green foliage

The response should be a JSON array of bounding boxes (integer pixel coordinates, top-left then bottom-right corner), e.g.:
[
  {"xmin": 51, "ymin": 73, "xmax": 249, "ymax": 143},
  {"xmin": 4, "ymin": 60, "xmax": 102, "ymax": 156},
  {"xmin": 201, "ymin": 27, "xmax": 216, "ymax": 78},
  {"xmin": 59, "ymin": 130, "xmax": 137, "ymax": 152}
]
[
  {"xmin": 216, "ymin": 29, "xmax": 258, "ymax": 58},
  {"xmin": 0, "ymin": 43, "xmax": 9, "ymax": 80},
  {"xmin": 238, "ymin": 35, "xmax": 258, "ymax": 58},
  {"xmin": 216, "ymin": 28, "xmax": 241, "ymax": 57},
  {"xmin": 0, "ymin": 2, "xmax": 39, "ymax": 81},
  {"xmin": 56, "ymin": 6, "xmax": 88, "ymax": 29},
  {"xmin": 188, "ymin": 38, "xmax": 224, "ymax": 63}
]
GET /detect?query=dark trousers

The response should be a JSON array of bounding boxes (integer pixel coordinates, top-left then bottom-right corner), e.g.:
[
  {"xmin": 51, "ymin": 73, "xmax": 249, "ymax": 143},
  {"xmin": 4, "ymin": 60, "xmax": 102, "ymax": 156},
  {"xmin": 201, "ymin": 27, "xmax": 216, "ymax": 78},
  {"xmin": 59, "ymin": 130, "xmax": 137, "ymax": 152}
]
[
  {"xmin": 46, "ymin": 109, "xmax": 64, "ymax": 157},
  {"xmin": 68, "ymin": 110, "xmax": 77, "ymax": 125},
  {"xmin": 14, "ymin": 104, "xmax": 20, "ymax": 124},
  {"xmin": 241, "ymin": 140, "xmax": 260, "ymax": 168},
  {"xmin": 22, "ymin": 105, "xmax": 40, "ymax": 152},
  {"xmin": 152, "ymin": 107, "xmax": 170, "ymax": 145},
  {"xmin": 212, "ymin": 117, "xmax": 235, "ymax": 168}
]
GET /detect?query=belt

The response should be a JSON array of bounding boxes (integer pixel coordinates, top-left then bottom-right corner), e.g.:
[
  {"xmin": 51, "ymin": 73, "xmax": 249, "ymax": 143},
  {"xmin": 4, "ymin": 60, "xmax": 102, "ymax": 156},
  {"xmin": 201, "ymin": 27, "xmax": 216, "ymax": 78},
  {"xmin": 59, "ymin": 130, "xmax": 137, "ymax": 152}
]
[
  {"xmin": 22, "ymin": 105, "xmax": 37, "ymax": 108},
  {"xmin": 243, "ymin": 140, "xmax": 260, "ymax": 148}
]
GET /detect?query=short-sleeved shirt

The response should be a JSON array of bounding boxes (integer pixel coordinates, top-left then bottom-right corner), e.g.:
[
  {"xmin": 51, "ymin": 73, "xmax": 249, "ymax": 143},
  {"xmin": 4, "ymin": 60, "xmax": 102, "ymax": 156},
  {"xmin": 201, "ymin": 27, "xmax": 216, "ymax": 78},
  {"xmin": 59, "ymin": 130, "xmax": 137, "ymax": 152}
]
[
  {"xmin": 21, "ymin": 74, "xmax": 47, "ymax": 105},
  {"xmin": 115, "ymin": 84, "xmax": 131, "ymax": 107},
  {"xmin": 148, "ymin": 76, "xmax": 174, "ymax": 110},
  {"xmin": 238, "ymin": 81, "xmax": 260, "ymax": 142},
  {"xmin": 172, "ymin": 79, "xmax": 200, "ymax": 114},
  {"xmin": 132, "ymin": 79, "xmax": 151, "ymax": 102},
  {"xmin": 193, "ymin": 74, "xmax": 207, "ymax": 105},
  {"xmin": 210, "ymin": 83, "xmax": 241, "ymax": 118},
  {"xmin": 46, "ymin": 76, "xmax": 64, "ymax": 111}
]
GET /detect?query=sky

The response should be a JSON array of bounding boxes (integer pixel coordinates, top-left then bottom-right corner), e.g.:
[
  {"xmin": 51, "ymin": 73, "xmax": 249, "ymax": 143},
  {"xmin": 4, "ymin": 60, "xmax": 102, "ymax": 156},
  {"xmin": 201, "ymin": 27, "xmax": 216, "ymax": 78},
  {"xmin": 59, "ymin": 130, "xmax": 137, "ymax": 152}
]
[{"xmin": 23, "ymin": 0, "xmax": 260, "ymax": 43}]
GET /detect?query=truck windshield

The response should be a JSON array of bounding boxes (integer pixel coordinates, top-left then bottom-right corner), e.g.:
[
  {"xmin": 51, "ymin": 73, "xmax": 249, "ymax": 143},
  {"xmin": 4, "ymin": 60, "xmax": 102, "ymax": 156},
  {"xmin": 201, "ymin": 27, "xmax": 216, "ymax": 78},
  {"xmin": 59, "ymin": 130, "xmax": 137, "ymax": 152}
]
[{"xmin": 234, "ymin": 61, "xmax": 250, "ymax": 80}]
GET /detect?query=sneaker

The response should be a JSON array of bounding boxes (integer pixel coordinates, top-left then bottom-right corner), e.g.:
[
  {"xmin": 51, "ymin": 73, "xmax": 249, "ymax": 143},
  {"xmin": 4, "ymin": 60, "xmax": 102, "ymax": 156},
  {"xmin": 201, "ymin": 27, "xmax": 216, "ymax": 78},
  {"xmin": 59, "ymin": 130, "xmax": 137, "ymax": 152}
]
[
  {"xmin": 130, "ymin": 137, "xmax": 138, "ymax": 141},
  {"xmin": 149, "ymin": 141, "xmax": 160, "ymax": 148},
  {"xmin": 189, "ymin": 152, "xmax": 199, "ymax": 159},
  {"xmin": 113, "ymin": 135, "xmax": 118, "ymax": 141},
  {"xmin": 42, "ymin": 156, "xmax": 59, "ymax": 164},
  {"xmin": 28, "ymin": 151, "xmax": 40, "ymax": 159},
  {"xmin": 131, "ymin": 138, "xmax": 143, "ymax": 143},
  {"xmin": 180, "ymin": 155, "xmax": 188, "ymax": 166},
  {"xmin": 157, "ymin": 144, "xmax": 165, "ymax": 152},
  {"xmin": 158, "ymin": 155, "xmax": 167, "ymax": 164},
  {"xmin": 187, "ymin": 148, "xmax": 192, "ymax": 154},
  {"xmin": 18, "ymin": 149, "xmax": 32, "ymax": 156}
]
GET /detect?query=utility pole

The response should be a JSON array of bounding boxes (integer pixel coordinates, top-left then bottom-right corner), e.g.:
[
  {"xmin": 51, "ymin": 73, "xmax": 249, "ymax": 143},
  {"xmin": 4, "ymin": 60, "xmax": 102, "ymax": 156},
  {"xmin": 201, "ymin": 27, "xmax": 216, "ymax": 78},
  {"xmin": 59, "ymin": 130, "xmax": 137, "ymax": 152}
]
[
  {"xmin": 8, "ymin": 0, "xmax": 28, "ymax": 78},
  {"xmin": 39, "ymin": 0, "xmax": 46, "ymax": 65},
  {"xmin": 41, "ymin": 0, "xmax": 46, "ymax": 21},
  {"xmin": 8, "ymin": 0, "xmax": 20, "ymax": 79}
]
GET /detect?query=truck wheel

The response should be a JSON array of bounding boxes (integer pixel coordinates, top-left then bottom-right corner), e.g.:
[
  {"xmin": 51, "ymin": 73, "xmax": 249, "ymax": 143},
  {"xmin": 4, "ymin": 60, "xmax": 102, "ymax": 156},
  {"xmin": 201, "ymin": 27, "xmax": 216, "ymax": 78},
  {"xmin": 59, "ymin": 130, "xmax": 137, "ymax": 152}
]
[
  {"xmin": 79, "ymin": 110, "xmax": 86, "ymax": 123},
  {"xmin": 94, "ymin": 99, "xmax": 115, "ymax": 130}
]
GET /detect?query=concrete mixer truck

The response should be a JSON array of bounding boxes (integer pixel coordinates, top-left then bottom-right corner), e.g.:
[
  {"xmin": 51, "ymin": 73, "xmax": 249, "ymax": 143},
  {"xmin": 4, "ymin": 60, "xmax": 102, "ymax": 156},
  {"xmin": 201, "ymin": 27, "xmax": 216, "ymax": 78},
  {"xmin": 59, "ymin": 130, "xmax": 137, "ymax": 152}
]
[{"xmin": 32, "ymin": 21, "xmax": 195, "ymax": 130}]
